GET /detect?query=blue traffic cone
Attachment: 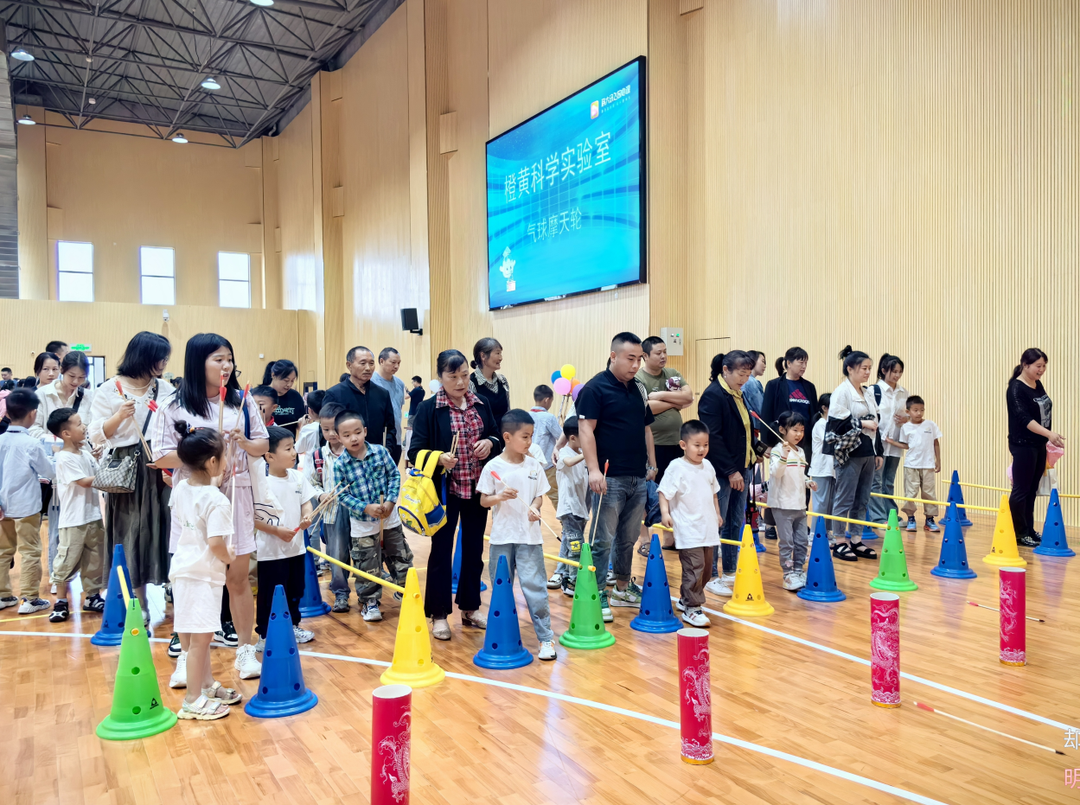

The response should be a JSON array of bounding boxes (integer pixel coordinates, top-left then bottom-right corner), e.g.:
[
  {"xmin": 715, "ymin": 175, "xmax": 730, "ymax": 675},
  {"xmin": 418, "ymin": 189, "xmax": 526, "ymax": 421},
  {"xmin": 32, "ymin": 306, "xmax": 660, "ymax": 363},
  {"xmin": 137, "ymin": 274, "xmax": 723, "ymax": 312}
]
[
  {"xmin": 630, "ymin": 534, "xmax": 681, "ymax": 633},
  {"xmin": 798, "ymin": 517, "xmax": 845, "ymax": 602},
  {"xmin": 451, "ymin": 525, "xmax": 487, "ymax": 595},
  {"xmin": 753, "ymin": 528, "xmax": 766, "ymax": 553},
  {"xmin": 245, "ymin": 585, "xmax": 319, "ymax": 718},
  {"xmin": 298, "ymin": 531, "xmax": 331, "ymax": 618},
  {"xmin": 942, "ymin": 471, "xmax": 973, "ymax": 527},
  {"xmin": 473, "ymin": 555, "xmax": 534, "ymax": 669},
  {"xmin": 861, "ymin": 524, "xmax": 879, "ymax": 541},
  {"xmin": 1034, "ymin": 490, "xmax": 1075, "ymax": 557},
  {"xmin": 931, "ymin": 502, "xmax": 978, "ymax": 579},
  {"xmin": 91, "ymin": 544, "xmax": 133, "ymax": 647}
]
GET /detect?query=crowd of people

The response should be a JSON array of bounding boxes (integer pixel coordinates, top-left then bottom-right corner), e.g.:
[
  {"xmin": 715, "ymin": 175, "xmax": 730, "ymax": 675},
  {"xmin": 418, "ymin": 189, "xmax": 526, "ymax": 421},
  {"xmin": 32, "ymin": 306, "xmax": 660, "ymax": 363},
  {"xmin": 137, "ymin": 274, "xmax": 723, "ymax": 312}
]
[{"xmin": 0, "ymin": 330, "xmax": 1062, "ymax": 720}]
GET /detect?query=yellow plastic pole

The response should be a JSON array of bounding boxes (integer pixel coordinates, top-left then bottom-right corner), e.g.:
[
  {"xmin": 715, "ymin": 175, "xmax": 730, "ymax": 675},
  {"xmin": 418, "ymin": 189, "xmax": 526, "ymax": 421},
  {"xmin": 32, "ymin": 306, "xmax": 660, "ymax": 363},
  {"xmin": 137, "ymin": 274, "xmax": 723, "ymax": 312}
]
[
  {"xmin": 869, "ymin": 492, "xmax": 997, "ymax": 512},
  {"xmin": 117, "ymin": 570, "xmax": 132, "ymax": 607},
  {"xmin": 758, "ymin": 500, "xmax": 879, "ymax": 529},
  {"xmin": 949, "ymin": 480, "xmax": 1010, "ymax": 493},
  {"xmin": 483, "ymin": 534, "xmax": 595, "ymax": 572},
  {"xmin": 642, "ymin": 520, "xmax": 741, "ymax": 546},
  {"xmin": 307, "ymin": 546, "xmax": 406, "ymax": 594}
]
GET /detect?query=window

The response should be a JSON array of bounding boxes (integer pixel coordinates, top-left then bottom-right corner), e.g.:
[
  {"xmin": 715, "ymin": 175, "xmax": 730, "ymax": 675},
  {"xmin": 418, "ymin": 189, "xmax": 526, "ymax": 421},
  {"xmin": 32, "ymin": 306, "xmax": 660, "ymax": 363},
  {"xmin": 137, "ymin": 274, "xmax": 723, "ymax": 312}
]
[
  {"xmin": 86, "ymin": 355, "xmax": 107, "ymax": 390},
  {"xmin": 218, "ymin": 252, "xmax": 250, "ymax": 308},
  {"xmin": 57, "ymin": 241, "xmax": 94, "ymax": 302},
  {"xmin": 140, "ymin": 246, "xmax": 175, "ymax": 305}
]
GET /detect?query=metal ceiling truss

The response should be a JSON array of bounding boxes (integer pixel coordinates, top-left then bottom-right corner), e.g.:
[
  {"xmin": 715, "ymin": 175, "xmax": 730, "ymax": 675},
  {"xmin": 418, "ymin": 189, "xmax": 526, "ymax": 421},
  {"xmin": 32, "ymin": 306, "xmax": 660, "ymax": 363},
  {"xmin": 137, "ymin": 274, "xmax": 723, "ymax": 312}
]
[{"xmin": 2, "ymin": 0, "xmax": 400, "ymax": 147}]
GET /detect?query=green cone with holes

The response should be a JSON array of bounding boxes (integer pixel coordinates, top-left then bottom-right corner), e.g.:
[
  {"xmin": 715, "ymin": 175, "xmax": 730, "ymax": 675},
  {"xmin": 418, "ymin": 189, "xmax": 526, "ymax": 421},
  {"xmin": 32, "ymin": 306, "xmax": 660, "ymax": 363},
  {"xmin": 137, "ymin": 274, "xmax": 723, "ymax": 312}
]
[
  {"xmin": 96, "ymin": 597, "xmax": 177, "ymax": 740},
  {"xmin": 559, "ymin": 542, "xmax": 616, "ymax": 650},
  {"xmin": 869, "ymin": 510, "xmax": 919, "ymax": 592}
]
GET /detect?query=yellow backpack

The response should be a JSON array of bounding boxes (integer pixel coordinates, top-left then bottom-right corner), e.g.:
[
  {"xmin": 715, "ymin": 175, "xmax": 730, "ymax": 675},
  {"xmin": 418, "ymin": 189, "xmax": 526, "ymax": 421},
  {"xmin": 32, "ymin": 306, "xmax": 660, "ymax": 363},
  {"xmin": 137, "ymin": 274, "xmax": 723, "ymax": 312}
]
[{"xmin": 397, "ymin": 450, "xmax": 447, "ymax": 537}]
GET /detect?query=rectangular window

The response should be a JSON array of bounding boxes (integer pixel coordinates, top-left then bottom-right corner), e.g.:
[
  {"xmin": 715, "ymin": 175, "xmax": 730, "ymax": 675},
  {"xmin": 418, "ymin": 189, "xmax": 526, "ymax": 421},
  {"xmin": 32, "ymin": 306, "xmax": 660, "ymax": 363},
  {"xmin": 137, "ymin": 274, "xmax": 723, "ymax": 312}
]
[
  {"xmin": 140, "ymin": 246, "xmax": 175, "ymax": 305},
  {"xmin": 57, "ymin": 241, "xmax": 94, "ymax": 302},
  {"xmin": 218, "ymin": 252, "xmax": 250, "ymax": 308}
]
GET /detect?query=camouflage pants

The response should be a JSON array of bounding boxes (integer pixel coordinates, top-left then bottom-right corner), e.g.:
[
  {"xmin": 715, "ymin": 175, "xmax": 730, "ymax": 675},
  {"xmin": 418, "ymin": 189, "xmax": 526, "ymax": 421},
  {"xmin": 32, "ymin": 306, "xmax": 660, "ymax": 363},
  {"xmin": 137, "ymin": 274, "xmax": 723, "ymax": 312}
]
[{"xmin": 350, "ymin": 523, "xmax": 413, "ymax": 602}]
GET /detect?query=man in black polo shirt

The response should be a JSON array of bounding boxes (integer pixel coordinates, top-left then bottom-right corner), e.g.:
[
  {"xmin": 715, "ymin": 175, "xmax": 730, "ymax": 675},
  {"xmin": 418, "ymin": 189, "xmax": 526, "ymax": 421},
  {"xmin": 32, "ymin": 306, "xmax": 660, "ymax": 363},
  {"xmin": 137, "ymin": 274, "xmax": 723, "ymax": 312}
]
[
  {"xmin": 323, "ymin": 345, "xmax": 401, "ymax": 463},
  {"xmin": 576, "ymin": 332, "xmax": 658, "ymax": 623}
]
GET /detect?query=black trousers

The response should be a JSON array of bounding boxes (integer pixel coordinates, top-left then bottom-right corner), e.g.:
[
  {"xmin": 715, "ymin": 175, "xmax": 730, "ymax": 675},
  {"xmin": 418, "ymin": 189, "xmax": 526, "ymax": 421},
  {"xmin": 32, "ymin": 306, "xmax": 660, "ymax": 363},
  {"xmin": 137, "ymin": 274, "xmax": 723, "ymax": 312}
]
[
  {"xmin": 654, "ymin": 444, "xmax": 683, "ymax": 486},
  {"xmin": 425, "ymin": 493, "xmax": 487, "ymax": 619},
  {"xmin": 256, "ymin": 554, "xmax": 305, "ymax": 637},
  {"xmin": 1009, "ymin": 443, "xmax": 1046, "ymax": 539}
]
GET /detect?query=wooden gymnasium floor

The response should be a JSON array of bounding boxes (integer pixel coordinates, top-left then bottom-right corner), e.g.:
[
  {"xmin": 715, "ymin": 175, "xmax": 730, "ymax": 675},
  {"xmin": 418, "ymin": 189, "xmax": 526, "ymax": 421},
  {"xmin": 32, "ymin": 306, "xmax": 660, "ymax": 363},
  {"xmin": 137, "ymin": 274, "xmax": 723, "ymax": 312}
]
[{"xmin": 1, "ymin": 511, "xmax": 1078, "ymax": 805}]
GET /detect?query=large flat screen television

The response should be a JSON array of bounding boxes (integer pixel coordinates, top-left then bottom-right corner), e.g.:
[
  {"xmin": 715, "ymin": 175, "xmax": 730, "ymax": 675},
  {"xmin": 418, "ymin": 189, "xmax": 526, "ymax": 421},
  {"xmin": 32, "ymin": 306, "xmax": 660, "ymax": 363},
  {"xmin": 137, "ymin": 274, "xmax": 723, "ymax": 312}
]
[{"xmin": 486, "ymin": 56, "xmax": 646, "ymax": 310}]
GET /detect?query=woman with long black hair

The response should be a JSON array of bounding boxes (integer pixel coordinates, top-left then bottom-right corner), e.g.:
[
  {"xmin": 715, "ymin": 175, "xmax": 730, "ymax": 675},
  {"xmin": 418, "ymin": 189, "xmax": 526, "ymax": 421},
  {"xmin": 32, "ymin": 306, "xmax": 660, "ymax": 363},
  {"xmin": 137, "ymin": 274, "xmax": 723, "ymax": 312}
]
[
  {"xmin": 1007, "ymin": 348, "xmax": 1065, "ymax": 547},
  {"xmin": 88, "ymin": 332, "xmax": 174, "ymax": 610},
  {"xmin": 868, "ymin": 353, "xmax": 908, "ymax": 529},
  {"xmin": 261, "ymin": 359, "xmax": 305, "ymax": 435},
  {"xmin": 152, "ymin": 333, "xmax": 268, "ymax": 680}
]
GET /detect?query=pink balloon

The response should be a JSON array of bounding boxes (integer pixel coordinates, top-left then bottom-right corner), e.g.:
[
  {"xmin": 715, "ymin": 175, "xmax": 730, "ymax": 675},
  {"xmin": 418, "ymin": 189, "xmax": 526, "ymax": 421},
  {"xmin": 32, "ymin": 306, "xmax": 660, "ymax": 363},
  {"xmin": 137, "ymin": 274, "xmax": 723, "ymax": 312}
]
[
  {"xmin": 571, "ymin": 382, "xmax": 584, "ymax": 401},
  {"xmin": 553, "ymin": 377, "xmax": 572, "ymax": 396}
]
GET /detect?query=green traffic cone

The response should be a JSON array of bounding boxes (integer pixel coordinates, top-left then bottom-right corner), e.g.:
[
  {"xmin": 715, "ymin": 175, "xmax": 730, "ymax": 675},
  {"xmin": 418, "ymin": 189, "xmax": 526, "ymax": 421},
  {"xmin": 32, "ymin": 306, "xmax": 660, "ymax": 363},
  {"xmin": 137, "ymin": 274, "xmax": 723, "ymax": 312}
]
[
  {"xmin": 559, "ymin": 542, "xmax": 616, "ymax": 650},
  {"xmin": 869, "ymin": 510, "xmax": 919, "ymax": 592},
  {"xmin": 96, "ymin": 597, "xmax": 177, "ymax": 741}
]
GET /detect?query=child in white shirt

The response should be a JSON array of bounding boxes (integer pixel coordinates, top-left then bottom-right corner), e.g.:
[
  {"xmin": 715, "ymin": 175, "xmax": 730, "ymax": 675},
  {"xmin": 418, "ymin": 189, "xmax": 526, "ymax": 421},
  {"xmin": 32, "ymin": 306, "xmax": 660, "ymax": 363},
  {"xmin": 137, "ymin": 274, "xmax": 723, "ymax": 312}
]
[
  {"xmin": 477, "ymin": 409, "xmax": 556, "ymax": 661},
  {"xmin": 659, "ymin": 420, "xmax": 722, "ymax": 627},
  {"xmin": 767, "ymin": 412, "xmax": 816, "ymax": 590},
  {"xmin": 808, "ymin": 394, "xmax": 837, "ymax": 543},
  {"xmin": 888, "ymin": 396, "xmax": 943, "ymax": 532},
  {"xmin": 549, "ymin": 416, "xmax": 590, "ymax": 597},
  {"xmin": 45, "ymin": 408, "xmax": 105, "ymax": 622},
  {"xmin": 254, "ymin": 427, "xmax": 316, "ymax": 648},
  {"xmin": 303, "ymin": 402, "xmax": 351, "ymax": 609},
  {"xmin": 167, "ymin": 422, "xmax": 239, "ymax": 721}
]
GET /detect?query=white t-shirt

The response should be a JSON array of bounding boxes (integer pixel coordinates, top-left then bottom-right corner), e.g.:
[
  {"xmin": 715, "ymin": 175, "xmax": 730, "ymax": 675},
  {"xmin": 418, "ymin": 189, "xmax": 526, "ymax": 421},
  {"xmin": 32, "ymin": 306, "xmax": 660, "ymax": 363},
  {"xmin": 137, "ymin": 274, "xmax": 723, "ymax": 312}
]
[
  {"xmin": 657, "ymin": 457, "xmax": 721, "ymax": 549},
  {"xmin": 296, "ymin": 422, "xmax": 320, "ymax": 457},
  {"xmin": 808, "ymin": 419, "xmax": 834, "ymax": 478},
  {"xmin": 555, "ymin": 446, "xmax": 589, "ymax": 519},
  {"xmin": 259, "ymin": 469, "xmax": 318, "ymax": 561},
  {"xmin": 899, "ymin": 420, "xmax": 942, "ymax": 470},
  {"xmin": 351, "ymin": 506, "xmax": 402, "ymax": 538},
  {"xmin": 476, "ymin": 454, "xmax": 550, "ymax": 545},
  {"xmin": 54, "ymin": 448, "xmax": 101, "ymax": 528},
  {"xmin": 168, "ymin": 480, "xmax": 234, "ymax": 585}
]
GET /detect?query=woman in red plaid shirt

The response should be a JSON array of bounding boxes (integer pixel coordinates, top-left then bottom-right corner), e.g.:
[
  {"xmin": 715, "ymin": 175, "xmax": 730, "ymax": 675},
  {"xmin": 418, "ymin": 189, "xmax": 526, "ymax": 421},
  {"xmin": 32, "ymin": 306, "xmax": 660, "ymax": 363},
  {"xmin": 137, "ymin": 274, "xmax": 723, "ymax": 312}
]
[{"xmin": 407, "ymin": 349, "xmax": 503, "ymax": 641}]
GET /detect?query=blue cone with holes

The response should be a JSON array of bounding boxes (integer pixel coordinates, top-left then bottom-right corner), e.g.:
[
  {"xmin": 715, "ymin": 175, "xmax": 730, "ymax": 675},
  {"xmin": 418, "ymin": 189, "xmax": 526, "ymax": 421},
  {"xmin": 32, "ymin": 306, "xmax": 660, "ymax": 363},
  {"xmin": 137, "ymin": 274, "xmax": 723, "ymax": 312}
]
[
  {"xmin": 298, "ymin": 531, "xmax": 331, "ymax": 618},
  {"xmin": 931, "ymin": 502, "xmax": 978, "ymax": 578},
  {"xmin": 1034, "ymin": 489, "xmax": 1075, "ymax": 557},
  {"xmin": 245, "ymin": 584, "xmax": 318, "ymax": 718},
  {"xmin": 92, "ymin": 544, "xmax": 133, "ymax": 647},
  {"xmin": 753, "ymin": 529, "xmax": 766, "ymax": 553},
  {"xmin": 451, "ymin": 525, "xmax": 487, "ymax": 595},
  {"xmin": 797, "ymin": 516, "xmax": 846, "ymax": 602},
  {"xmin": 473, "ymin": 554, "xmax": 534, "ymax": 669},
  {"xmin": 630, "ymin": 534, "xmax": 681, "ymax": 633}
]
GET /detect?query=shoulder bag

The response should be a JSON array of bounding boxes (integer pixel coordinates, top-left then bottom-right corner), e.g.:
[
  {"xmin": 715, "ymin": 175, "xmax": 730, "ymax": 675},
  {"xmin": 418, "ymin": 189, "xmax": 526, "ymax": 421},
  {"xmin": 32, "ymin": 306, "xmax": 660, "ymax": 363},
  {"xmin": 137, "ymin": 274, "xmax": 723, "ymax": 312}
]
[{"xmin": 93, "ymin": 381, "xmax": 157, "ymax": 494}]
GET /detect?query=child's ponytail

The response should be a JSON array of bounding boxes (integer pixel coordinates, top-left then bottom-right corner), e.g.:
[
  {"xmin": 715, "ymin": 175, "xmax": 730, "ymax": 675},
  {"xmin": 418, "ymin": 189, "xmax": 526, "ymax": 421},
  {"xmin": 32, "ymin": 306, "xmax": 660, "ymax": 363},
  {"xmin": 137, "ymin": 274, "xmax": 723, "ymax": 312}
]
[{"xmin": 174, "ymin": 421, "xmax": 225, "ymax": 471}]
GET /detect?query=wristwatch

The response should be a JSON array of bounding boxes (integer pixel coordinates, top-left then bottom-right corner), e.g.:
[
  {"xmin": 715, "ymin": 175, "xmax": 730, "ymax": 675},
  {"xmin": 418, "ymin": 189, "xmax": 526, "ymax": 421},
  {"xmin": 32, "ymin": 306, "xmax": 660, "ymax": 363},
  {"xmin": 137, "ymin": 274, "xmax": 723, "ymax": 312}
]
[{"xmin": 646, "ymin": 465, "xmax": 657, "ymax": 473}]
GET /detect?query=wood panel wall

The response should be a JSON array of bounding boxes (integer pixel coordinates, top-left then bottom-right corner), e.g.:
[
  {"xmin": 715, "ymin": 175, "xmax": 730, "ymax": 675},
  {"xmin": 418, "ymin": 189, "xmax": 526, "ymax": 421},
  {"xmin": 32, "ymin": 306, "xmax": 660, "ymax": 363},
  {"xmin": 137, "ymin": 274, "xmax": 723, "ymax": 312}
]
[{"xmin": 15, "ymin": 106, "xmax": 48, "ymax": 300}]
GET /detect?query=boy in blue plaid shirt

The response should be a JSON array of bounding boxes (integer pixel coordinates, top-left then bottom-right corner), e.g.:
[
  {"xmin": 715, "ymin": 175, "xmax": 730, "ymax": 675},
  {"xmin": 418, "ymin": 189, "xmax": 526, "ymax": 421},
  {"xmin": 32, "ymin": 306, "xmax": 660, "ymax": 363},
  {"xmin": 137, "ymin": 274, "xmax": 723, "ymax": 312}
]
[{"xmin": 333, "ymin": 410, "xmax": 413, "ymax": 623}]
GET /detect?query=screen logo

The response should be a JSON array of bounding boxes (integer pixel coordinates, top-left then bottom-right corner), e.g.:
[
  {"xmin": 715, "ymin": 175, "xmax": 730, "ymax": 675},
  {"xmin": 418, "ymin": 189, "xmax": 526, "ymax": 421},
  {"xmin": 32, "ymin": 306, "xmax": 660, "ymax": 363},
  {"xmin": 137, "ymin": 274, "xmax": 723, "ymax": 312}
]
[{"xmin": 590, "ymin": 100, "xmax": 599, "ymax": 119}]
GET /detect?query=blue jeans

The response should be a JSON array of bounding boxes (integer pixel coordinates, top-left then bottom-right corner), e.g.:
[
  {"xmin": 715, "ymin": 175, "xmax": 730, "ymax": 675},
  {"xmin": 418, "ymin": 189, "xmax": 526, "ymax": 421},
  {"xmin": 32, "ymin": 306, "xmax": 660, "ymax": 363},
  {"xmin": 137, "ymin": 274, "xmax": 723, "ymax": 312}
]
[
  {"xmin": 711, "ymin": 467, "xmax": 751, "ymax": 578},
  {"xmin": 590, "ymin": 476, "xmax": 647, "ymax": 584},
  {"xmin": 643, "ymin": 480, "xmax": 661, "ymax": 527},
  {"xmin": 555, "ymin": 514, "xmax": 585, "ymax": 580},
  {"xmin": 488, "ymin": 542, "xmax": 554, "ymax": 642},
  {"xmin": 323, "ymin": 509, "xmax": 354, "ymax": 596},
  {"xmin": 868, "ymin": 456, "xmax": 901, "ymax": 525}
]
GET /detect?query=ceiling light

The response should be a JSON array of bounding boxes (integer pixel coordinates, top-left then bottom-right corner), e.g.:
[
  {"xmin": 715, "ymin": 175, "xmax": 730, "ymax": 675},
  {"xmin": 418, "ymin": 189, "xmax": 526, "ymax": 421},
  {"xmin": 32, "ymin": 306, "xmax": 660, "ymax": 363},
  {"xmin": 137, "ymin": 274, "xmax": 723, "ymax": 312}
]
[
  {"xmin": 200, "ymin": 76, "xmax": 221, "ymax": 90},
  {"xmin": 11, "ymin": 48, "xmax": 34, "ymax": 62},
  {"xmin": 251, "ymin": 0, "xmax": 274, "ymax": 6},
  {"xmin": 171, "ymin": 132, "xmax": 188, "ymax": 143},
  {"xmin": 17, "ymin": 114, "xmax": 35, "ymax": 125},
  {"xmin": 88, "ymin": 97, "xmax": 96, "ymax": 104}
]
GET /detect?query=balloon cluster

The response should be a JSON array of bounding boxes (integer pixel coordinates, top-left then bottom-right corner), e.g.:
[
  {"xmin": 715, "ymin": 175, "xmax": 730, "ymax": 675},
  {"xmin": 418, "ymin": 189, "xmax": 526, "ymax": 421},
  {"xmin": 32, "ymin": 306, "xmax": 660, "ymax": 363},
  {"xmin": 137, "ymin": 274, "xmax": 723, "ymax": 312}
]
[{"xmin": 551, "ymin": 364, "xmax": 584, "ymax": 402}]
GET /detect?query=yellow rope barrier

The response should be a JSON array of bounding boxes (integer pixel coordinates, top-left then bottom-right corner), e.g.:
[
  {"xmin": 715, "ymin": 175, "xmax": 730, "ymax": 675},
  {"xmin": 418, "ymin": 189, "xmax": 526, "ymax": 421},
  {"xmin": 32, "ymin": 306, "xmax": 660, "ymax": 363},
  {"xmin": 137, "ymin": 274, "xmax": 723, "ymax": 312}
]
[
  {"xmin": 758, "ymin": 500, "xmax": 879, "ymax": 529},
  {"xmin": 307, "ymin": 546, "xmax": 406, "ymax": 595},
  {"xmin": 869, "ymin": 492, "xmax": 997, "ymax": 512},
  {"xmin": 483, "ymin": 535, "xmax": 596, "ymax": 572}
]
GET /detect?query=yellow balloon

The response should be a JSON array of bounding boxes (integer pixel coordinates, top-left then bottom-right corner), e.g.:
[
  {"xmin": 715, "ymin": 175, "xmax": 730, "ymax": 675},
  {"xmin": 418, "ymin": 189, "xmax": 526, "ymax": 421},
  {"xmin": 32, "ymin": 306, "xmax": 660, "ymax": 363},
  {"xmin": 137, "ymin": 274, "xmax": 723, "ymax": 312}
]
[{"xmin": 560, "ymin": 364, "xmax": 576, "ymax": 380}]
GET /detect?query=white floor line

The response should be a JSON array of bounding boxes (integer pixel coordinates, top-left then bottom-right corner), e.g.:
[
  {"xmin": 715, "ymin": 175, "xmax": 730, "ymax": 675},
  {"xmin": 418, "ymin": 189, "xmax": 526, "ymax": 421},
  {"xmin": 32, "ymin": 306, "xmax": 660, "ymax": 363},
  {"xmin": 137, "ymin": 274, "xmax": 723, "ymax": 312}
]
[
  {"xmin": 694, "ymin": 601, "xmax": 1077, "ymax": 732},
  {"xmin": 1, "ymin": 629, "xmax": 948, "ymax": 804}
]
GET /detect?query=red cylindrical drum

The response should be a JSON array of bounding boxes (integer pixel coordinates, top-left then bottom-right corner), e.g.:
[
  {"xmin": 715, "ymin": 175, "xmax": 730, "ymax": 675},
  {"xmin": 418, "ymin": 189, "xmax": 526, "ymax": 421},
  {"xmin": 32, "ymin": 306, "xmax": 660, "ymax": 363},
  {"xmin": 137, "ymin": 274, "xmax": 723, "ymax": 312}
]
[
  {"xmin": 371, "ymin": 684, "xmax": 412, "ymax": 805},
  {"xmin": 677, "ymin": 627, "xmax": 714, "ymax": 764},
  {"xmin": 870, "ymin": 592, "xmax": 901, "ymax": 707},
  {"xmin": 999, "ymin": 568, "xmax": 1026, "ymax": 666}
]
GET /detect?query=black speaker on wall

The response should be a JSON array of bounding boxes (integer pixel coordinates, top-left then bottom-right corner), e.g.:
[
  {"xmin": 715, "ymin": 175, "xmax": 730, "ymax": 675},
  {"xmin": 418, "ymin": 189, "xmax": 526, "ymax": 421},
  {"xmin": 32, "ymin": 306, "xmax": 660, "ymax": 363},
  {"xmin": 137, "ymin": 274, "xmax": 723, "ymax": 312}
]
[{"xmin": 401, "ymin": 308, "xmax": 421, "ymax": 336}]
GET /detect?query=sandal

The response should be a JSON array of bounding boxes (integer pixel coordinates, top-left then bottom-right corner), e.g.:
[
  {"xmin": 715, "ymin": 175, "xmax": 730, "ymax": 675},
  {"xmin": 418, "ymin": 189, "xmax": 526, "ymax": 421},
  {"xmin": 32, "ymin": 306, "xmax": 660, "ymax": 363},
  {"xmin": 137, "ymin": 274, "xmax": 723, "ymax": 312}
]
[
  {"xmin": 637, "ymin": 544, "xmax": 650, "ymax": 558},
  {"xmin": 431, "ymin": 618, "xmax": 451, "ymax": 641},
  {"xmin": 178, "ymin": 695, "xmax": 230, "ymax": 721},
  {"xmin": 461, "ymin": 610, "xmax": 487, "ymax": 629},
  {"xmin": 202, "ymin": 681, "xmax": 242, "ymax": 705},
  {"xmin": 832, "ymin": 543, "xmax": 858, "ymax": 562},
  {"xmin": 849, "ymin": 541, "xmax": 878, "ymax": 560}
]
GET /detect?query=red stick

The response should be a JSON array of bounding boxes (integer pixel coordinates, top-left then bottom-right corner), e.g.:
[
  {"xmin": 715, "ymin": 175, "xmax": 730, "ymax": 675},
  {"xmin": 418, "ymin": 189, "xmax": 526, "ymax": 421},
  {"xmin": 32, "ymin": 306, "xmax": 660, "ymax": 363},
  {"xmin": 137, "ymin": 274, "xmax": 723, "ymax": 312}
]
[
  {"xmin": 966, "ymin": 600, "xmax": 1044, "ymax": 623},
  {"xmin": 914, "ymin": 701, "xmax": 1064, "ymax": 755}
]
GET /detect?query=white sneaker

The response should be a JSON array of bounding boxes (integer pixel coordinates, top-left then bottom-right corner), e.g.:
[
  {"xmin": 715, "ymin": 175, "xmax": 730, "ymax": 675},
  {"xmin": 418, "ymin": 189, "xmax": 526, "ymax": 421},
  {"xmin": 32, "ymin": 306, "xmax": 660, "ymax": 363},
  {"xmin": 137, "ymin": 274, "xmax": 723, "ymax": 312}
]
[
  {"xmin": 783, "ymin": 573, "xmax": 802, "ymax": 591},
  {"xmin": 18, "ymin": 598, "xmax": 51, "ymax": 614},
  {"xmin": 50, "ymin": 584, "xmax": 57, "ymax": 595},
  {"xmin": 538, "ymin": 641, "xmax": 557, "ymax": 661},
  {"xmin": 704, "ymin": 575, "xmax": 735, "ymax": 597},
  {"xmin": 797, "ymin": 571, "xmax": 808, "ymax": 589},
  {"xmin": 254, "ymin": 638, "xmax": 265, "ymax": 653},
  {"xmin": 361, "ymin": 600, "xmax": 383, "ymax": 622},
  {"xmin": 293, "ymin": 625, "xmax": 314, "ymax": 643},
  {"xmin": 546, "ymin": 573, "xmax": 563, "ymax": 590},
  {"xmin": 235, "ymin": 643, "xmax": 262, "ymax": 679},
  {"xmin": 675, "ymin": 598, "xmax": 686, "ymax": 612},
  {"xmin": 605, "ymin": 569, "xmax": 616, "ymax": 587},
  {"xmin": 169, "ymin": 651, "xmax": 188, "ymax": 689},
  {"xmin": 681, "ymin": 608, "xmax": 710, "ymax": 627},
  {"xmin": 599, "ymin": 591, "xmax": 613, "ymax": 623}
]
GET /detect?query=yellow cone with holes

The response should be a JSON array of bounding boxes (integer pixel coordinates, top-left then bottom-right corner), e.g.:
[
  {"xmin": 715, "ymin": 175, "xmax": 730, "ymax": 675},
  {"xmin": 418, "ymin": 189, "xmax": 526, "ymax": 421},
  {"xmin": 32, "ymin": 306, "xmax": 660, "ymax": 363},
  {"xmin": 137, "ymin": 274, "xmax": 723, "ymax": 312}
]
[
  {"xmin": 983, "ymin": 494, "xmax": 1027, "ymax": 568},
  {"xmin": 380, "ymin": 568, "xmax": 446, "ymax": 688},
  {"xmin": 723, "ymin": 524, "xmax": 775, "ymax": 617}
]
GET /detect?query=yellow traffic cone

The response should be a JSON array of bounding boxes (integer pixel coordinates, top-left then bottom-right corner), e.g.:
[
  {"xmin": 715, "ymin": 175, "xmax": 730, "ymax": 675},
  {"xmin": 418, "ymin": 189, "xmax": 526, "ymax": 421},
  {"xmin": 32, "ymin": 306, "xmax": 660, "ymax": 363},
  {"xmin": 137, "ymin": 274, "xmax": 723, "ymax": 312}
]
[
  {"xmin": 983, "ymin": 494, "xmax": 1027, "ymax": 568},
  {"xmin": 380, "ymin": 568, "xmax": 446, "ymax": 688},
  {"xmin": 723, "ymin": 524, "xmax": 775, "ymax": 617}
]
